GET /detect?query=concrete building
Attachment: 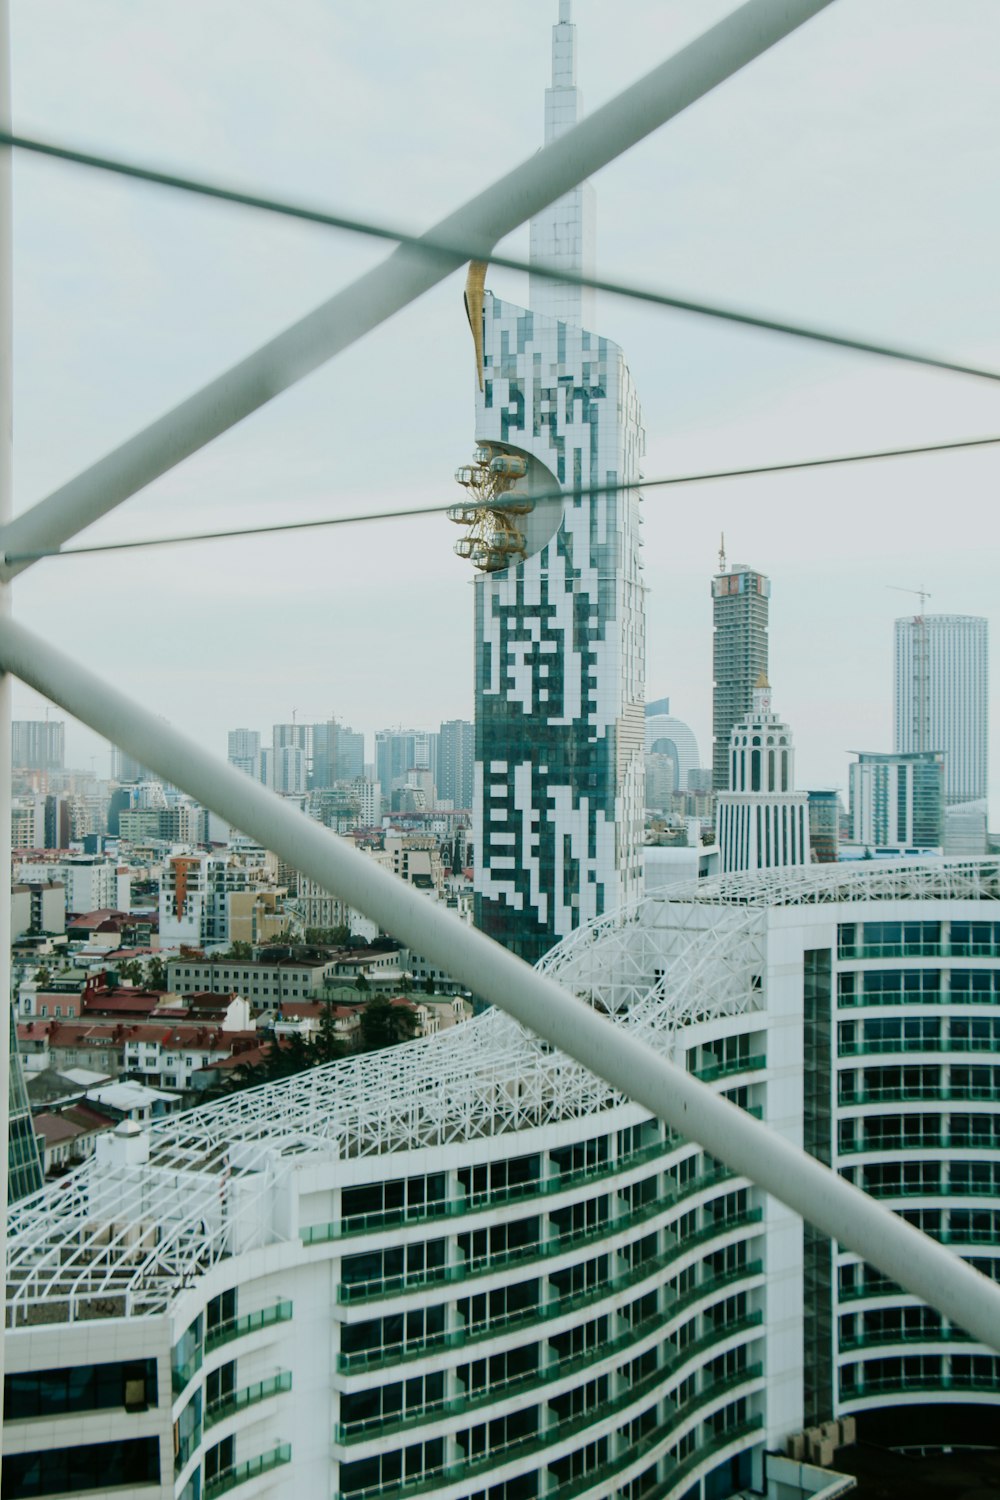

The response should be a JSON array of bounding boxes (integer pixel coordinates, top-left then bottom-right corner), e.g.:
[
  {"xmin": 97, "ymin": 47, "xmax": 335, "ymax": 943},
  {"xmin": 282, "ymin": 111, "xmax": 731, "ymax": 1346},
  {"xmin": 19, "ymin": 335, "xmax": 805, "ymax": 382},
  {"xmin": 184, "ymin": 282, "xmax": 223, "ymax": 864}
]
[
  {"xmin": 437, "ymin": 719, "xmax": 474, "ymax": 812},
  {"xmin": 159, "ymin": 852, "xmax": 278, "ymax": 950},
  {"xmin": 716, "ymin": 677, "xmax": 810, "ymax": 874},
  {"xmin": 849, "ymin": 750, "xmax": 945, "ymax": 853},
  {"xmin": 712, "ymin": 562, "xmax": 770, "ymax": 792},
  {"xmin": 12, "ymin": 717, "xmax": 65, "ymax": 772},
  {"xmin": 894, "ymin": 613, "xmax": 988, "ymax": 806},
  {"xmin": 227, "ymin": 728, "xmax": 260, "ymax": 781},
  {"xmin": 471, "ymin": 6, "xmax": 645, "ymax": 965},
  {"xmin": 14, "ymin": 854, "xmax": 129, "ymax": 915},
  {"xmin": 807, "ymin": 789, "xmax": 841, "ymax": 864},
  {"xmin": 8, "ymin": 860, "xmax": 1000, "ymax": 1499}
]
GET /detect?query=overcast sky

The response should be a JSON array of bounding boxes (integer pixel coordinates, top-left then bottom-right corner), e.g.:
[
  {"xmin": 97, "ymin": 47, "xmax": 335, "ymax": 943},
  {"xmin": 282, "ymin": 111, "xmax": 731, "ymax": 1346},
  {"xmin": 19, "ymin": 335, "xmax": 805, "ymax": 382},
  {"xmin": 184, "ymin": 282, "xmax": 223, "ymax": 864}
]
[{"xmin": 9, "ymin": 0, "xmax": 1000, "ymax": 809}]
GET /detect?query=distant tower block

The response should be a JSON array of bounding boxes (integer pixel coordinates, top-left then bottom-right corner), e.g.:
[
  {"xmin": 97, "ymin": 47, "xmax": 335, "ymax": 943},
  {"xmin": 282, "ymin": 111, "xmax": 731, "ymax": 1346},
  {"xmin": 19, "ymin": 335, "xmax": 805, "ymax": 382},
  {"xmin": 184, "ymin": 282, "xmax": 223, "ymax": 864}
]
[
  {"xmin": 711, "ymin": 560, "xmax": 770, "ymax": 792},
  {"xmin": 716, "ymin": 674, "xmax": 810, "ymax": 873},
  {"xmin": 894, "ymin": 614, "xmax": 988, "ymax": 805}
]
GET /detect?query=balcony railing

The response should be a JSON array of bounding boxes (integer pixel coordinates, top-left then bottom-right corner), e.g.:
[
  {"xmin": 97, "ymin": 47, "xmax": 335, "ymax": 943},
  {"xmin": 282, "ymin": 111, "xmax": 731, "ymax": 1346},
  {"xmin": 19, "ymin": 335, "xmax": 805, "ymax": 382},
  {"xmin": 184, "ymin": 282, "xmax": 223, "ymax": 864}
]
[
  {"xmin": 841, "ymin": 1134, "xmax": 1000, "ymax": 1156},
  {"xmin": 205, "ymin": 1300, "xmax": 293, "ymax": 1354},
  {"xmin": 692, "ymin": 1054, "xmax": 766, "ymax": 1084},
  {"xmin": 205, "ymin": 1443, "xmax": 291, "ymax": 1498},
  {"xmin": 336, "ymin": 1237, "xmax": 762, "ymax": 1376},
  {"xmin": 205, "ymin": 1371, "xmax": 291, "ymax": 1429},
  {"xmin": 305, "ymin": 1136, "xmax": 683, "ymax": 1246},
  {"xmin": 840, "ymin": 1037, "xmax": 1000, "ymax": 1057},
  {"xmin": 336, "ymin": 1188, "xmax": 758, "ymax": 1306}
]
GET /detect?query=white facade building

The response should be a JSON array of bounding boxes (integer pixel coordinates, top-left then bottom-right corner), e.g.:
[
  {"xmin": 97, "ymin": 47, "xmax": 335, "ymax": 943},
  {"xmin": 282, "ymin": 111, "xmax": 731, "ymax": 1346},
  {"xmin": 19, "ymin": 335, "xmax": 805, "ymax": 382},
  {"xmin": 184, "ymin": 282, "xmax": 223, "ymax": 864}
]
[
  {"xmin": 894, "ymin": 613, "xmax": 988, "ymax": 806},
  {"xmin": 9, "ymin": 861, "xmax": 1000, "ymax": 1499},
  {"xmin": 14, "ymin": 854, "xmax": 128, "ymax": 914},
  {"xmin": 716, "ymin": 678, "xmax": 810, "ymax": 874}
]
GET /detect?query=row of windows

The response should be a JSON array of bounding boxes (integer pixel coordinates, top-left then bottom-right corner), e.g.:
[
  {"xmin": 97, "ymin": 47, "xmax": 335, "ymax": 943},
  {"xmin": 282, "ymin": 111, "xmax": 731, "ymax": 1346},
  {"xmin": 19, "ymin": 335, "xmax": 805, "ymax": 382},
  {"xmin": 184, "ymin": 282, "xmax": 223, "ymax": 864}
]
[
  {"xmin": 839, "ymin": 921, "xmax": 1000, "ymax": 956},
  {"xmin": 839, "ymin": 1064, "xmax": 1000, "ymax": 1100},
  {"xmin": 5, "ymin": 1358, "xmax": 157, "ymax": 1421},
  {"xmin": 838, "ymin": 969, "xmax": 1000, "ymax": 1002},
  {"xmin": 854, "ymin": 1161, "xmax": 1000, "ymax": 1196},
  {"xmin": 5, "ymin": 1438, "xmax": 159, "ymax": 1498}
]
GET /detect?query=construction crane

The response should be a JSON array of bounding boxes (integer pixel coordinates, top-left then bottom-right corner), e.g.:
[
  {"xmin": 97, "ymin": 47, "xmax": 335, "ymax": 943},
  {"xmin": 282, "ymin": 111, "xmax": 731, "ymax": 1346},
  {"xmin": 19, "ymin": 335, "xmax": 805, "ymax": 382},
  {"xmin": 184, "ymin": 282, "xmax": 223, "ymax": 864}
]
[{"xmin": 888, "ymin": 585, "xmax": 932, "ymax": 753}]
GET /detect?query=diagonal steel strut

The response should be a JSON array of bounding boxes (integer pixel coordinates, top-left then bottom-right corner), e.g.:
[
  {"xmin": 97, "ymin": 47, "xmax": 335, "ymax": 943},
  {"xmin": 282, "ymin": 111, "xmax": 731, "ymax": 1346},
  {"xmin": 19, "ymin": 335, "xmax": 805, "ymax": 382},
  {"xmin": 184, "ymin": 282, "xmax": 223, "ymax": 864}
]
[
  {"xmin": 2, "ymin": 612, "xmax": 1000, "ymax": 1357},
  {"xmin": 0, "ymin": 0, "xmax": 835, "ymax": 581}
]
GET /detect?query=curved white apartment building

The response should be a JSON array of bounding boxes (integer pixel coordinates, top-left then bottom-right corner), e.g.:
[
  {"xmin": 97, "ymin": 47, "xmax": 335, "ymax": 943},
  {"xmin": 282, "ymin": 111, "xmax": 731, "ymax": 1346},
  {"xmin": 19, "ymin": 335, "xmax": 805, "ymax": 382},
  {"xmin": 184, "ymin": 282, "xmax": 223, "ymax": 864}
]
[{"xmin": 5, "ymin": 861, "xmax": 1000, "ymax": 1500}]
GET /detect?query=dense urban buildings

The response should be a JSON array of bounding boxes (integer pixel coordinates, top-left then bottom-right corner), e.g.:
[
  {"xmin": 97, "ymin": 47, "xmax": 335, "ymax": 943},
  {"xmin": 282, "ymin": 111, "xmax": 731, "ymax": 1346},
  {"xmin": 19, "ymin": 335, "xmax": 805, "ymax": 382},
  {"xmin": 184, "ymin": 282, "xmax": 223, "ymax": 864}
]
[
  {"xmin": 894, "ymin": 614, "xmax": 988, "ymax": 806},
  {"xmin": 711, "ymin": 561, "xmax": 770, "ymax": 792},
  {"xmin": 471, "ymin": 4, "xmax": 645, "ymax": 964}
]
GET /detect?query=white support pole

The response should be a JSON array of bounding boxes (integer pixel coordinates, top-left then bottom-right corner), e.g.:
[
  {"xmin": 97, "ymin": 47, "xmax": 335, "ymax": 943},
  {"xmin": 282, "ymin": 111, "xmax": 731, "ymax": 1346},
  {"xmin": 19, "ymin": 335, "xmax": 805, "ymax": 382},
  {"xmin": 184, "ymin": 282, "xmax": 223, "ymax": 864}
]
[
  {"xmin": 0, "ymin": 0, "xmax": 10, "ymax": 1446},
  {"xmin": 2, "ymin": 616, "xmax": 1000, "ymax": 1355},
  {"xmin": 0, "ymin": 0, "xmax": 834, "ymax": 580}
]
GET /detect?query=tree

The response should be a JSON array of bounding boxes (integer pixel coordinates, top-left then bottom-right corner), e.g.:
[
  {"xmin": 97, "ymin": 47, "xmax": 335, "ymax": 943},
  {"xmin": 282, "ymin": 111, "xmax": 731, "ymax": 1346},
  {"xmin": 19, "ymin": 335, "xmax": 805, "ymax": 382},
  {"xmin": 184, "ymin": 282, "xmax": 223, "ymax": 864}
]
[
  {"xmin": 33, "ymin": 965, "xmax": 52, "ymax": 988},
  {"xmin": 117, "ymin": 959, "xmax": 144, "ymax": 986},
  {"xmin": 222, "ymin": 940, "xmax": 253, "ymax": 960},
  {"xmin": 145, "ymin": 956, "xmax": 167, "ymax": 990},
  {"xmin": 423, "ymin": 976, "xmax": 435, "ymax": 996},
  {"xmin": 314, "ymin": 997, "xmax": 346, "ymax": 1066},
  {"xmin": 354, "ymin": 971, "xmax": 370, "ymax": 995},
  {"xmin": 305, "ymin": 925, "xmax": 350, "ymax": 947},
  {"xmin": 358, "ymin": 996, "xmax": 419, "ymax": 1052}
]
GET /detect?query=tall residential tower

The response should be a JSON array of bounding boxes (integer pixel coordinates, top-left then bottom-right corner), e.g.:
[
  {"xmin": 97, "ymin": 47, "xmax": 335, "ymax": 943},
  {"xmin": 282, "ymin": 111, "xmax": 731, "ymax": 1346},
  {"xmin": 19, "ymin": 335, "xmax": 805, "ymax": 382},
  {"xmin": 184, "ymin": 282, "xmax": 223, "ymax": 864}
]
[
  {"xmin": 468, "ymin": 4, "xmax": 645, "ymax": 964},
  {"xmin": 712, "ymin": 560, "xmax": 770, "ymax": 792},
  {"xmin": 894, "ymin": 613, "xmax": 988, "ymax": 806}
]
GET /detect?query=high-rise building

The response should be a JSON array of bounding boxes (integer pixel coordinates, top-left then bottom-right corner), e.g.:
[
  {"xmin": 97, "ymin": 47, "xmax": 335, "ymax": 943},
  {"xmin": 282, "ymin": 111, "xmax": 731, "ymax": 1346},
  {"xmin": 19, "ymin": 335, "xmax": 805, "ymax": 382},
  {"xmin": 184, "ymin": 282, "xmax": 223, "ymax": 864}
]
[
  {"xmin": 375, "ymin": 729, "xmax": 433, "ymax": 802},
  {"xmin": 227, "ymin": 728, "xmax": 261, "ymax": 781},
  {"xmin": 110, "ymin": 745, "xmax": 146, "ymax": 783},
  {"xmin": 716, "ymin": 675, "xmax": 810, "ymax": 873},
  {"xmin": 849, "ymin": 750, "xmax": 944, "ymax": 851},
  {"xmin": 470, "ymin": 5, "xmax": 645, "ymax": 964},
  {"xmin": 12, "ymin": 718, "xmax": 64, "ymax": 772},
  {"xmin": 311, "ymin": 721, "xmax": 367, "ymax": 789},
  {"xmin": 894, "ymin": 614, "xmax": 988, "ymax": 806},
  {"xmin": 712, "ymin": 561, "xmax": 770, "ymax": 792},
  {"xmin": 437, "ymin": 719, "xmax": 473, "ymax": 811}
]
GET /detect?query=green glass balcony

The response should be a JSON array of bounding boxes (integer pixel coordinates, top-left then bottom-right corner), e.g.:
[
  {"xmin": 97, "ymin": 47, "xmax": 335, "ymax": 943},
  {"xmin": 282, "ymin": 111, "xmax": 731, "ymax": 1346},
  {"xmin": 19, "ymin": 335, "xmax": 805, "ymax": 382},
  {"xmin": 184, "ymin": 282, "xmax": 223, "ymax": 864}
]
[
  {"xmin": 171, "ymin": 1349, "xmax": 202, "ymax": 1396},
  {"xmin": 693, "ymin": 1054, "xmax": 766, "ymax": 1084},
  {"xmin": 205, "ymin": 1300, "xmax": 293, "ymax": 1354},
  {"xmin": 842, "ymin": 1372, "xmax": 1000, "ymax": 1400},
  {"xmin": 205, "ymin": 1443, "xmax": 291, "ymax": 1498},
  {"xmin": 206, "ymin": 1371, "xmax": 292, "ymax": 1429},
  {"xmin": 305, "ymin": 1135, "xmax": 683, "ymax": 1246},
  {"xmin": 839, "ymin": 1326, "xmax": 955, "ymax": 1351},
  {"xmin": 336, "ymin": 1192, "xmax": 758, "ymax": 1305},
  {"xmin": 839, "ymin": 1086, "xmax": 1000, "ymax": 1106},
  {"xmin": 335, "ymin": 1213, "xmax": 762, "ymax": 1371},
  {"xmin": 841, "ymin": 1037, "xmax": 1000, "ymax": 1057},
  {"xmin": 333, "ymin": 1359, "xmax": 680, "ymax": 1500}
]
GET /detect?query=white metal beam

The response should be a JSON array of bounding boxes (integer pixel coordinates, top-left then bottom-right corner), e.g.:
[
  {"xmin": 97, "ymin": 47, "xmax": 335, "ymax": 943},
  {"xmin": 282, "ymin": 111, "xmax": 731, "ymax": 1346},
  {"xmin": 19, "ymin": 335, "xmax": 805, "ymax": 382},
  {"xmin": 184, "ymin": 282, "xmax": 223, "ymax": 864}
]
[
  {"xmin": 2, "ymin": 613, "xmax": 1000, "ymax": 1356},
  {"xmin": 0, "ymin": 0, "xmax": 11, "ymax": 1446},
  {"xmin": 0, "ymin": 0, "xmax": 834, "ymax": 580}
]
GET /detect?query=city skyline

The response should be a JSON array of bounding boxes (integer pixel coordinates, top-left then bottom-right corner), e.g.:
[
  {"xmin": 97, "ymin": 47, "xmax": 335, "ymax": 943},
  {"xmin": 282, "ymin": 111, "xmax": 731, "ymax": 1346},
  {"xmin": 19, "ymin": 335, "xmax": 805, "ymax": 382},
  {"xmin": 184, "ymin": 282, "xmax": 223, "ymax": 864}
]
[{"xmin": 8, "ymin": 1, "xmax": 1000, "ymax": 809}]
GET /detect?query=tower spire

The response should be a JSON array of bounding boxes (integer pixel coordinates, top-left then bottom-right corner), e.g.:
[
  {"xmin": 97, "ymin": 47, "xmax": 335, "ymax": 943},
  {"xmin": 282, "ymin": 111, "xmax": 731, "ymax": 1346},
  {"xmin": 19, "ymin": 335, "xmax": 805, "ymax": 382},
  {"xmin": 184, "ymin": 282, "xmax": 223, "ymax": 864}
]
[{"xmin": 528, "ymin": 2, "xmax": 596, "ymax": 328}]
